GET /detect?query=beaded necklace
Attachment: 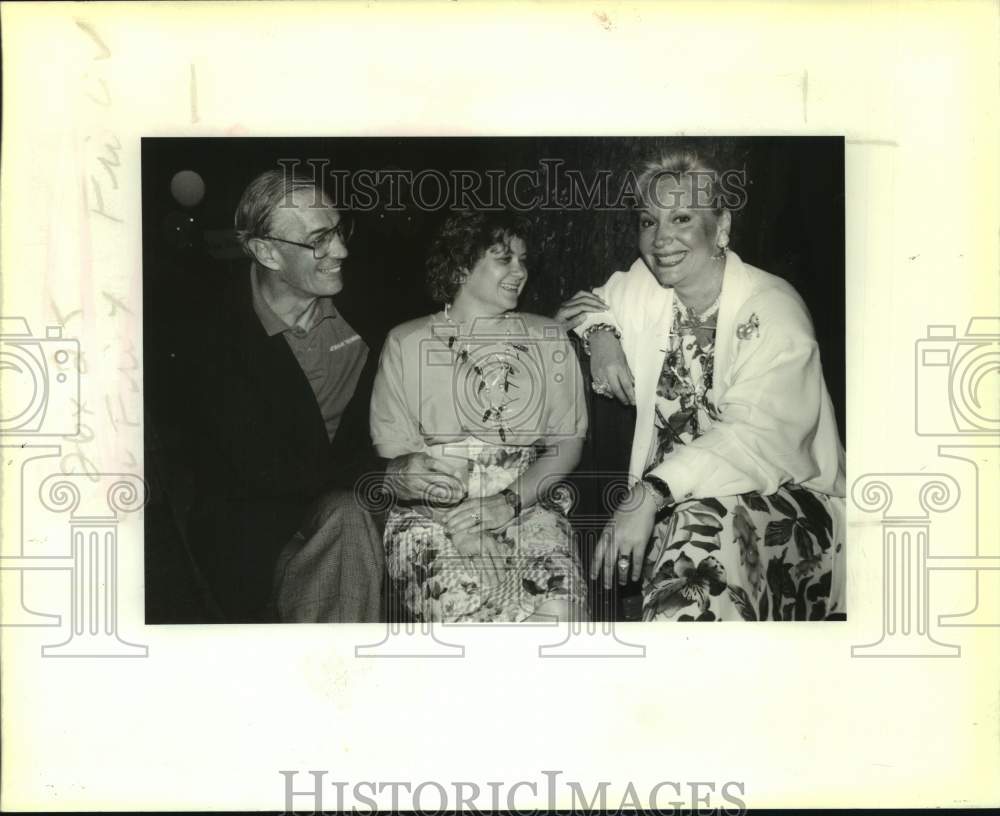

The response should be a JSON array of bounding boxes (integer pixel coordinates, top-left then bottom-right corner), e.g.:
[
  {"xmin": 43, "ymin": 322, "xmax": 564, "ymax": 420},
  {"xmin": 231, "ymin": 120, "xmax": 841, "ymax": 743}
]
[
  {"xmin": 441, "ymin": 304, "xmax": 526, "ymax": 442},
  {"xmin": 672, "ymin": 292, "xmax": 721, "ymax": 332},
  {"xmin": 661, "ymin": 292, "xmax": 721, "ymax": 359},
  {"xmin": 668, "ymin": 260, "xmax": 724, "ymax": 337}
]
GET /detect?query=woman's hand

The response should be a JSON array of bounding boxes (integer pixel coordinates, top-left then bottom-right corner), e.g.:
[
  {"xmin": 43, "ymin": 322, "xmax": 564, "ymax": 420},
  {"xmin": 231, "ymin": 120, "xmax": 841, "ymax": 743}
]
[
  {"xmin": 385, "ymin": 452, "xmax": 467, "ymax": 505},
  {"xmin": 450, "ymin": 529, "xmax": 505, "ymax": 588},
  {"xmin": 554, "ymin": 290, "xmax": 609, "ymax": 330},
  {"xmin": 443, "ymin": 494, "xmax": 515, "ymax": 534},
  {"xmin": 446, "ymin": 497, "xmax": 514, "ymax": 590},
  {"xmin": 589, "ymin": 331, "xmax": 635, "ymax": 406},
  {"xmin": 591, "ymin": 483, "xmax": 658, "ymax": 589}
]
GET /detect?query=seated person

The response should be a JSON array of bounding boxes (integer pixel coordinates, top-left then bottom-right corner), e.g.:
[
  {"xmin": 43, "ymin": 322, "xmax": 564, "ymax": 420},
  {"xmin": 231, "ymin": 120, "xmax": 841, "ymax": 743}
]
[
  {"xmin": 370, "ymin": 210, "xmax": 589, "ymax": 622},
  {"xmin": 557, "ymin": 148, "xmax": 847, "ymax": 621},
  {"xmin": 173, "ymin": 168, "xmax": 384, "ymax": 622}
]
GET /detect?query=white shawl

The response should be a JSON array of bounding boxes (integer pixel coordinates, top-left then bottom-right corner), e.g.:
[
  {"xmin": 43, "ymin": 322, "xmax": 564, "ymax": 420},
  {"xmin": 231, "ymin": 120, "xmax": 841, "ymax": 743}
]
[{"xmin": 574, "ymin": 250, "xmax": 846, "ymax": 501}]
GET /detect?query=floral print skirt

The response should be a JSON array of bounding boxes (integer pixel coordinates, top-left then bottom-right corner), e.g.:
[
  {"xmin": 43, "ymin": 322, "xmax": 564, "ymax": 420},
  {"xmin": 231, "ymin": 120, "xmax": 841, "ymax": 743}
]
[
  {"xmin": 384, "ymin": 441, "xmax": 587, "ymax": 622},
  {"xmin": 642, "ymin": 484, "xmax": 846, "ymax": 621}
]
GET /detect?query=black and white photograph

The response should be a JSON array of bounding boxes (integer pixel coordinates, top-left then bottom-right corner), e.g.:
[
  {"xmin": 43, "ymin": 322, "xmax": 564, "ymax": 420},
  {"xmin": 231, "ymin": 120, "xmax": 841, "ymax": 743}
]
[
  {"xmin": 143, "ymin": 136, "xmax": 847, "ymax": 625},
  {"xmin": 3, "ymin": 2, "xmax": 997, "ymax": 812}
]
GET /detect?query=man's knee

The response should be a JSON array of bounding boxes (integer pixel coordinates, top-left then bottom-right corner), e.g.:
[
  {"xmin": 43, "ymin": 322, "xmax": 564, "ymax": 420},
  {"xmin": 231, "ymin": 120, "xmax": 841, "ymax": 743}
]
[
  {"xmin": 273, "ymin": 489, "xmax": 385, "ymax": 623},
  {"xmin": 304, "ymin": 489, "xmax": 373, "ymax": 534}
]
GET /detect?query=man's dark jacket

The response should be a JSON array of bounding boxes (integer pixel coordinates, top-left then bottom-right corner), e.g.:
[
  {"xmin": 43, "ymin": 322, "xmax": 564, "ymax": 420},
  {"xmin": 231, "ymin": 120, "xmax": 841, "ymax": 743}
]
[{"xmin": 154, "ymin": 266, "xmax": 382, "ymax": 621}]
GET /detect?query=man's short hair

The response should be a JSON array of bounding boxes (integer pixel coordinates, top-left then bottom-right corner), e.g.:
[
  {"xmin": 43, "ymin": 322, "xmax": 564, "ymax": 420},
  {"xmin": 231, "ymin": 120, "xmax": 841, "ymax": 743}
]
[{"xmin": 233, "ymin": 169, "xmax": 325, "ymax": 257}]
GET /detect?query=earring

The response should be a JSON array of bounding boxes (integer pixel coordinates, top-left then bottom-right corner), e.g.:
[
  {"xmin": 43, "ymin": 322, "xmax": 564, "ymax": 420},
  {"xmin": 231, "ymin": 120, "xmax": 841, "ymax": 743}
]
[{"xmin": 712, "ymin": 231, "xmax": 729, "ymax": 260}]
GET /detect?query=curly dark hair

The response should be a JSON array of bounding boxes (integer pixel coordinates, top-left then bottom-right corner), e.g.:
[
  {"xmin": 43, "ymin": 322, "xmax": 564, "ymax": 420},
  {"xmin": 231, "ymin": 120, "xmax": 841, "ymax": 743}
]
[{"xmin": 425, "ymin": 209, "xmax": 533, "ymax": 304}]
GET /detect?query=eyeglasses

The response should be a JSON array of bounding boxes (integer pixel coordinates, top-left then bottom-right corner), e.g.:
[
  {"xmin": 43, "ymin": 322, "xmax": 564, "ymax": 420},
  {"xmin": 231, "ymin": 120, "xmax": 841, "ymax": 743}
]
[{"xmin": 262, "ymin": 216, "xmax": 354, "ymax": 259}]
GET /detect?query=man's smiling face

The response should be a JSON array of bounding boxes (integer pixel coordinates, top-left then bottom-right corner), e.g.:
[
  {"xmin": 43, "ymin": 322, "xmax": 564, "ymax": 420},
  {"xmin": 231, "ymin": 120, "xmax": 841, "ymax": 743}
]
[{"xmin": 264, "ymin": 187, "xmax": 349, "ymax": 298}]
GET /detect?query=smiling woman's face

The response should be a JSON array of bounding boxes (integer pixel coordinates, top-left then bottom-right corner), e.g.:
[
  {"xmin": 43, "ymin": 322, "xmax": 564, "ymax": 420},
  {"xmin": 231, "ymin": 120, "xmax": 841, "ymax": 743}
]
[
  {"xmin": 638, "ymin": 174, "xmax": 726, "ymax": 292},
  {"xmin": 455, "ymin": 235, "xmax": 528, "ymax": 315}
]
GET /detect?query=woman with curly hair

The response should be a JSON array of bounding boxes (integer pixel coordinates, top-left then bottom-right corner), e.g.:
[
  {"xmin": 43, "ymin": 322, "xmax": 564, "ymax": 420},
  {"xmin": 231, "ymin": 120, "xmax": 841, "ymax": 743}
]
[{"xmin": 371, "ymin": 210, "xmax": 588, "ymax": 622}]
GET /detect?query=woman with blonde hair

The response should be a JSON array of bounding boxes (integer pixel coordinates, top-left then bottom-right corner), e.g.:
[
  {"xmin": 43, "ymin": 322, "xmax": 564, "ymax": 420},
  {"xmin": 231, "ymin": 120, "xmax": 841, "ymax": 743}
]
[{"xmin": 558, "ymin": 148, "xmax": 846, "ymax": 621}]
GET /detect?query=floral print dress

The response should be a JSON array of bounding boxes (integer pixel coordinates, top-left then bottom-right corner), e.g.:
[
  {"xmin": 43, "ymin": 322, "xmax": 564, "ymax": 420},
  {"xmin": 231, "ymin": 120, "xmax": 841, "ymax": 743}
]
[
  {"xmin": 384, "ymin": 439, "xmax": 587, "ymax": 622},
  {"xmin": 641, "ymin": 299, "xmax": 846, "ymax": 621}
]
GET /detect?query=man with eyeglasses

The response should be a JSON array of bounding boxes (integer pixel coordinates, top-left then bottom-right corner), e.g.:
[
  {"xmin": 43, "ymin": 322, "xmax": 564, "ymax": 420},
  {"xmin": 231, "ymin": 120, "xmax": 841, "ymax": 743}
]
[{"xmin": 179, "ymin": 168, "xmax": 384, "ymax": 623}]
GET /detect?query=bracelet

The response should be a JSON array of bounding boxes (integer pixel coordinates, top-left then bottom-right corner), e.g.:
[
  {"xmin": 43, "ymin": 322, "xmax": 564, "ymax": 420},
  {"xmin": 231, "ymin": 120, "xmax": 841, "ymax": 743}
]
[
  {"xmin": 640, "ymin": 475, "xmax": 673, "ymax": 512},
  {"xmin": 499, "ymin": 487, "xmax": 522, "ymax": 519},
  {"xmin": 581, "ymin": 322, "xmax": 622, "ymax": 356}
]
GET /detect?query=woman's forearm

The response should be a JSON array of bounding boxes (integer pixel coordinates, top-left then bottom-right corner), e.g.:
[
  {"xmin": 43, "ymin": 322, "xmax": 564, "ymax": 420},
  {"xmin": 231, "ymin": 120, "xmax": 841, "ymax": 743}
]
[{"xmin": 508, "ymin": 437, "xmax": 583, "ymax": 510}]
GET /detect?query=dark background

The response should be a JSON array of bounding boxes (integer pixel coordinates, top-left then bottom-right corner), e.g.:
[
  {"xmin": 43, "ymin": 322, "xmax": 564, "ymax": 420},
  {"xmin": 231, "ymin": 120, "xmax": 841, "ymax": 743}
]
[{"xmin": 142, "ymin": 136, "xmax": 845, "ymax": 622}]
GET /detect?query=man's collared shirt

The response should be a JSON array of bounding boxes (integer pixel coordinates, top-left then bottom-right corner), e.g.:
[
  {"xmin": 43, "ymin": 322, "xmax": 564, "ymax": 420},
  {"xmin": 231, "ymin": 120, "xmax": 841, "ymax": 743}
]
[{"xmin": 251, "ymin": 269, "xmax": 368, "ymax": 443}]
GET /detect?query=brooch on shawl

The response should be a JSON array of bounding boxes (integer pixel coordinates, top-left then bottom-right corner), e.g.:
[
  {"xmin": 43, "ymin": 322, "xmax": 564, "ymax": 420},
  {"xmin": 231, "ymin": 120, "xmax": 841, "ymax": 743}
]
[{"xmin": 736, "ymin": 313, "xmax": 760, "ymax": 340}]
